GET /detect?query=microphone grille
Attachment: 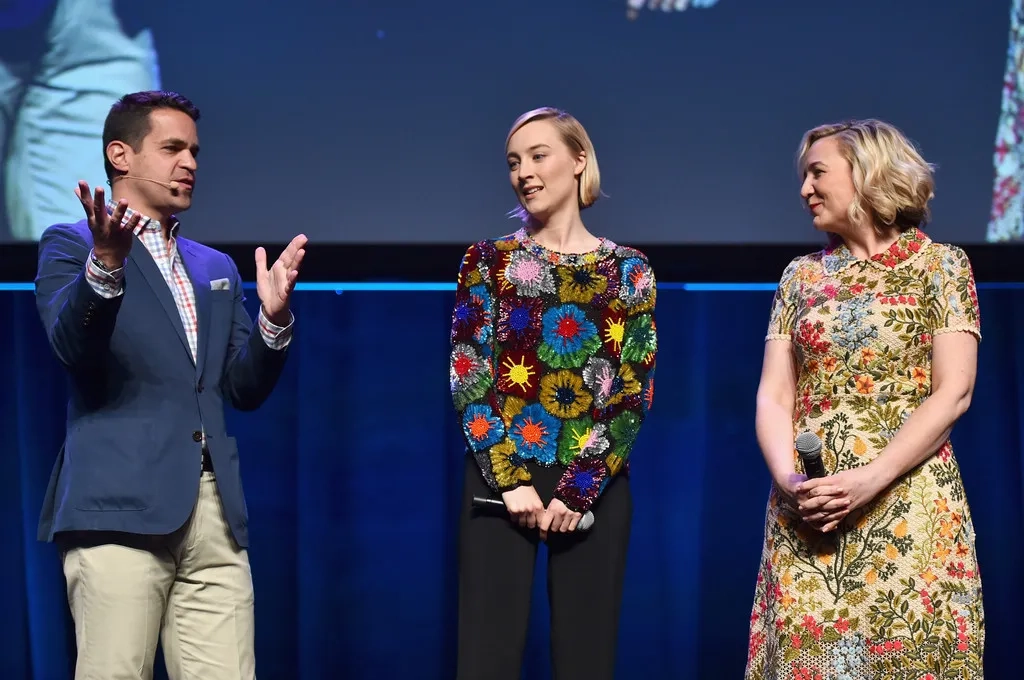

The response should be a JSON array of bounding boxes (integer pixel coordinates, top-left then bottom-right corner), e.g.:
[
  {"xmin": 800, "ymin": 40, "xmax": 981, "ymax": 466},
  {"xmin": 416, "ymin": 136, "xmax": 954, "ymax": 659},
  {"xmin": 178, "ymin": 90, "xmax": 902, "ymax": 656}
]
[
  {"xmin": 578, "ymin": 511, "xmax": 595, "ymax": 531},
  {"xmin": 795, "ymin": 431, "xmax": 822, "ymax": 456}
]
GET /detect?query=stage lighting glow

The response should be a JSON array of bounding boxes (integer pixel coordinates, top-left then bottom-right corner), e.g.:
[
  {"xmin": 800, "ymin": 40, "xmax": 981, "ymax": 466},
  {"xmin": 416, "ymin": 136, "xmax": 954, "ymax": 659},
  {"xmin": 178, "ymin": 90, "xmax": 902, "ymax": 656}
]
[{"xmin": 626, "ymin": 0, "xmax": 719, "ymax": 20}]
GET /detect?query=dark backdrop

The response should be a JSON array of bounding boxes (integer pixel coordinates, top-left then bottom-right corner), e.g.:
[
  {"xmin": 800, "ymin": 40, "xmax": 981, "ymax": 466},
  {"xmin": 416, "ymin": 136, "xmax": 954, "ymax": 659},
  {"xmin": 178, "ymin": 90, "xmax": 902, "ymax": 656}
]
[{"xmin": 2, "ymin": 285, "xmax": 1021, "ymax": 678}]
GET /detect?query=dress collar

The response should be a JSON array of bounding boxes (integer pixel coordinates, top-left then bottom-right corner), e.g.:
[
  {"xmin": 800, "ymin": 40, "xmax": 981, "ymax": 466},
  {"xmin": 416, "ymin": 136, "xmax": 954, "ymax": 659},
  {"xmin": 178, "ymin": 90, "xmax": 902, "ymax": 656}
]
[{"xmin": 821, "ymin": 227, "xmax": 929, "ymax": 276}]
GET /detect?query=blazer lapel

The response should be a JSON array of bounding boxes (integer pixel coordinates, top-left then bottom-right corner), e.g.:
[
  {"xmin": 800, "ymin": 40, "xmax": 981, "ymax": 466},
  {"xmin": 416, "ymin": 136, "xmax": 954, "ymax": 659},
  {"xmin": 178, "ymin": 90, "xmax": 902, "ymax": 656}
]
[
  {"xmin": 178, "ymin": 240, "xmax": 212, "ymax": 380},
  {"xmin": 127, "ymin": 242, "xmax": 193, "ymax": 363}
]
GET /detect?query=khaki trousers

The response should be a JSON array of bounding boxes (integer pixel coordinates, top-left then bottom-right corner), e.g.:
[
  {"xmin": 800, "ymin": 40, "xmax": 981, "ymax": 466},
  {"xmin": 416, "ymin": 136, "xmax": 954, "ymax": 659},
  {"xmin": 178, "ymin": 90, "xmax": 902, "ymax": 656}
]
[{"xmin": 60, "ymin": 471, "xmax": 255, "ymax": 680}]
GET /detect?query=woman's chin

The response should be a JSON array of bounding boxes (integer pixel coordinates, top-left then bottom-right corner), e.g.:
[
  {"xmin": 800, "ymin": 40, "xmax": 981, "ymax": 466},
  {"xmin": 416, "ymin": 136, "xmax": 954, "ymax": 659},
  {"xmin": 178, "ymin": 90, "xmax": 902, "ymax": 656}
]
[
  {"xmin": 523, "ymin": 204, "xmax": 550, "ymax": 223},
  {"xmin": 810, "ymin": 215, "xmax": 832, "ymax": 233}
]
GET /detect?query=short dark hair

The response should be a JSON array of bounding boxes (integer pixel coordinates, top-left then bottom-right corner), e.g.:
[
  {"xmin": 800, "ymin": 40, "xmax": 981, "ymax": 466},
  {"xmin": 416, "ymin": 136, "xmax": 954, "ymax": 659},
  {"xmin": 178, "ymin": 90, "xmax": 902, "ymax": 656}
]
[{"xmin": 102, "ymin": 91, "xmax": 200, "ymax": 180}]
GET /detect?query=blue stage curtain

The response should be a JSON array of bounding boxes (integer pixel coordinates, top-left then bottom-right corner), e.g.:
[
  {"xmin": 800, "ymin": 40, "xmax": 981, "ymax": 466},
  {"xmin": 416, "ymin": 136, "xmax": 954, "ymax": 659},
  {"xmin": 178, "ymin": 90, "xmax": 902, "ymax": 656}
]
[{"xmin": 1, "ymin": 286, "xmax": 1021, "ymax": 679}]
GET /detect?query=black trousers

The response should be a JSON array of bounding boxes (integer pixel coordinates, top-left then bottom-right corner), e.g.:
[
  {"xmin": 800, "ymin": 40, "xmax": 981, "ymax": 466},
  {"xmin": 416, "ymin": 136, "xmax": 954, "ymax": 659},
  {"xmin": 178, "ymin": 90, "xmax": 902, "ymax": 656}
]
[{"xmin": 456, "ymin": 455, "xmax": 632, "ymax": 680}]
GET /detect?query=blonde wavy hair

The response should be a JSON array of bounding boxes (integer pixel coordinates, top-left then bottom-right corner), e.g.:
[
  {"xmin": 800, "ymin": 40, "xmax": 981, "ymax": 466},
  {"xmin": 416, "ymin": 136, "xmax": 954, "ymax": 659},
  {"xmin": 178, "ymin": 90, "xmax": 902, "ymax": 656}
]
[
  {"xmin": 797, "ymin": 119, "xmax": 935, "ymax": 232},
  {"xmin": 505, "ymin": 107, "xmax": 601, "ymax": 222}
]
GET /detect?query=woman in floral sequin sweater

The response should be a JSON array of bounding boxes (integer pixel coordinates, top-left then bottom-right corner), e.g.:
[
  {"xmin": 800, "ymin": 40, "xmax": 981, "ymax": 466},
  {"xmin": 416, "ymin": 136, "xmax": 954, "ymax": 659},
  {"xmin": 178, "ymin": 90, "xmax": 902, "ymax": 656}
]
[{"xmin": 449, "ymin": 107, "xmax": 657, "ymax": 680}]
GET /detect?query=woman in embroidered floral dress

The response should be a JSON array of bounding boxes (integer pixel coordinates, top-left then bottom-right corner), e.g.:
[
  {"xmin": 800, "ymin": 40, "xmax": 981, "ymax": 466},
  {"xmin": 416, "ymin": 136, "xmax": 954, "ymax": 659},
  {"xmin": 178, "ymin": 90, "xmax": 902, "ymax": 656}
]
[
  {"xmin": 745, "ymin": 120, "xmax": 985, "ymax": 679},
  {"xmin": 449, "ymin": 107, "xmax": 656, "ymax": 680}
]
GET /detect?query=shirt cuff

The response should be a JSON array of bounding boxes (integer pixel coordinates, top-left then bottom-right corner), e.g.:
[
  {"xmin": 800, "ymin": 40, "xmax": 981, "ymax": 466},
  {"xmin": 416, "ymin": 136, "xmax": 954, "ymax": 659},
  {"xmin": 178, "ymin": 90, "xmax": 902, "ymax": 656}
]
[
  {"xmin": 84, "ymin": 250, "xmax": 125, "ymax": 299},
  {"xmin": 257, "ymin": 307, "xmax": 294, "ymax": 350}
]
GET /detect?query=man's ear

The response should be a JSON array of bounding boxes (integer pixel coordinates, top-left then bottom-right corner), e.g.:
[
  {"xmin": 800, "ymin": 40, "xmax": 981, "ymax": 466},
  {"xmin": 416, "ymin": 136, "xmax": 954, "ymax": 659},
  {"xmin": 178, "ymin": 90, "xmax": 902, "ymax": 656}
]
[{"xmin": 106, "ymin": 140, "xmax": 130, "ymax": 175}]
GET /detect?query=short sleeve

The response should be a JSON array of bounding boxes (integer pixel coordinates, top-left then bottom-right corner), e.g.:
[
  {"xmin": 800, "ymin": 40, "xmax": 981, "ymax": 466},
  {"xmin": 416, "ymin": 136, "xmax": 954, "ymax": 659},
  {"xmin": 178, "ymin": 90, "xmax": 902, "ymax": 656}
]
[
  {"xmin": 765, "ymin": 257, "xmax": 803, "ymax": 342},
  {"xmin": 928, "ymin": 245, "xmax": 982, "ymax": 341}
]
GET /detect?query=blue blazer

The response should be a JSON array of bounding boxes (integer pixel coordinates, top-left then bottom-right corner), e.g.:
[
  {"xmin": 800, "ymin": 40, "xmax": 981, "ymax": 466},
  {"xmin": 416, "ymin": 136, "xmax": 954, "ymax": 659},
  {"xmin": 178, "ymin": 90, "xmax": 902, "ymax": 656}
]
[{"xmin": 34, "ymin": 220, "xmax": 290, "ymax": 548}]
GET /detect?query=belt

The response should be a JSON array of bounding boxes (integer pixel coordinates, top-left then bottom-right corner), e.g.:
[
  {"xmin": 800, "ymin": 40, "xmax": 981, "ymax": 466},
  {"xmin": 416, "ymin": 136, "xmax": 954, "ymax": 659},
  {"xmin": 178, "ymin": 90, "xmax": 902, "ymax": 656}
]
[{"xmin": 201, "ymin": 448, "xmax": 214, "ymax": 473}]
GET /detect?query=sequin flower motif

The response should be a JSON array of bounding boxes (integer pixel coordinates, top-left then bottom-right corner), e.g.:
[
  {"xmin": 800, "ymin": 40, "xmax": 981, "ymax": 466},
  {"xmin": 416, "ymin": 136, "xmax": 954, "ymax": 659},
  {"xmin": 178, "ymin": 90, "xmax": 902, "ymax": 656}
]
[
  {"xmin": 451, "ymin": 284, "xmax": 492, "ymax": 345},
  {"xmin": 538, "ymin": 304, "xmax": 601, "ymax": 368},
  {"xmin": 497, "ymin": 295, "xmax": 543, "ymax": 349},
  {"xmin": 509, "ymin": 404, "xmax": 561, "ymax": 465},
  {"xmin": 555, "ymin": 456, "xmax": 608, "ymax": 509},
  {"xmin": 504, "ymin": 250, "xmax": 556, "ymax": 297},
  {"xmin": 450, "ymin": 343, "xmax": 492, "ymax": 410},
  {"xmin": 461, "ymin": 404, "xmax": 505, "ymax": 452}
]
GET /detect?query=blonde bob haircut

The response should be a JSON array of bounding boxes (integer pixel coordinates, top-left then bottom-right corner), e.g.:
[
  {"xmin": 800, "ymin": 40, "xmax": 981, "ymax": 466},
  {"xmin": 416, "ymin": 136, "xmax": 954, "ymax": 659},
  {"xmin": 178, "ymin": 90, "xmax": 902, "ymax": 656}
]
[
  {"xmin": 506, "ymin": 107, "xmax": 601, "ymax": 222},
  {"xmin": 797, "ymin": 119, "xmax": 936, "ymax": 232}
]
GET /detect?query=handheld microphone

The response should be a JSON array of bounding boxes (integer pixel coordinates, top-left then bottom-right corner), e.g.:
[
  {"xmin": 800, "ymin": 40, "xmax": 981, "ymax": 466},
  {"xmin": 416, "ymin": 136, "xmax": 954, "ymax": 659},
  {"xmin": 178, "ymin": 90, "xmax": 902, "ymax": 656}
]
[
  {"xmin": 110, "ymin": 175, "xmax": 181, "ymax": 191},
  {"xmin": 472, "ymin": 496, "xmax": 595, "ymax": 531},
  {"xmin": 795, "ymin": 431, "xmax": 827, "ymax": 479}
]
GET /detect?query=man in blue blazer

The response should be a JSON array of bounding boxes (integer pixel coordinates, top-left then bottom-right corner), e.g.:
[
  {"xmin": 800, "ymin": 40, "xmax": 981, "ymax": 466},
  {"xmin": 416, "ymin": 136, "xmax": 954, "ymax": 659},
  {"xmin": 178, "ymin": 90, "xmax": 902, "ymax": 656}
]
[{"xmin": 33, "ymin": 90, "xmax": 306, "ymax": 680}]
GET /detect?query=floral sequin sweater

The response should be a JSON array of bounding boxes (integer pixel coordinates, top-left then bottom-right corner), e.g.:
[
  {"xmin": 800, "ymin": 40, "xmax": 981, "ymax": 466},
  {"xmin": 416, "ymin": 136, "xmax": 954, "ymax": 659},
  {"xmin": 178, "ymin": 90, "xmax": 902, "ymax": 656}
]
[{"xmin": 449, "ymin": 228, "xmax": 657, "ymax": 513}]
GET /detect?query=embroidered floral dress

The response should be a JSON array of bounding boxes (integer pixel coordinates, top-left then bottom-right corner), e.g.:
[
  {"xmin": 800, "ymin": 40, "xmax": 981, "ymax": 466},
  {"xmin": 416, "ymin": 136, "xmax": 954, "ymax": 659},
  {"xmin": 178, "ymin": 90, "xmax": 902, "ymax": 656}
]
[
  {"xmin": 745, "ymin": 229, "xmax": 985, "ymax": 679},
  {"xmin": 449, "ymin": 229, "xmax": 657, "ymax": 513}
]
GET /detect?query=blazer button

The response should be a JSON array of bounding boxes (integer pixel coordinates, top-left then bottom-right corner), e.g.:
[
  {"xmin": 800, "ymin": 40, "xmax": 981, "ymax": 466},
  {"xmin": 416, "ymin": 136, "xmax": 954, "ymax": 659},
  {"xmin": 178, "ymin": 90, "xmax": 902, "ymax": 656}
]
[
  {"xmin": 197, "ymin": 382, "xmax": 204, "ymax": 393},
  {"xmin": 192, "ymin": 431, "xmax": 202, "ymax": 442}
]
